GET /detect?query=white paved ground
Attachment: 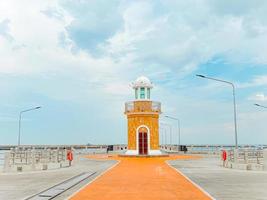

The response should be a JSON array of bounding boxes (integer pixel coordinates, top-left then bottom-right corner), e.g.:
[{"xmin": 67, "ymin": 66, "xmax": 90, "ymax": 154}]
[
  {"xmin": 169, "ymin": 155, "xmax": 267, "ymax": 200},
  {"xmin": 0, "ymin": 157, "xmax": 116, "ymax": 200},
  {"xmin": 2, "ymin": 154, "xmax": 267, "ymax": 200}
]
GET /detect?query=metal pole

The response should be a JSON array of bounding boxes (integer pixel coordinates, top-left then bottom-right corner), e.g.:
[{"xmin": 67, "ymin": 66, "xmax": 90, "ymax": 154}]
[
  {"xmin": 161, "ymin": 128, "xmax": 165, "ymax": 146},
  {"xmin": 18, "ymin": 112, "xmax": 22, "ymax": 146},
  {"xmin": 160, "ymin": 128, "xmax": 162, "ymax": 146},
  {"xmin": 18, "ymin": 106, "xmax": 41, "ymax": 146},
  {"xmin": 165, "ymin": 116, "xmax": 180, "ymax": 146},
  {"xmin": 232, "ymin": 84, "xmax": 238, "ymax": 149},
  {"xmin": 196, "ymin": 75, "xmax": 238, "ymax": 149},
  {"xmin": 170, "ymin": 125, "xmax": 172, "ymax": 145},
  {"xmin": 164, "ymin": 128, "xmax": 167, "ymax": 147},
  {"xmin": 160, "ymin": 123, "xmax": 171, "ymax": 148},
  {"xmin": 178, "ymin": 119, "xmax": 181, "ymax": 146}
]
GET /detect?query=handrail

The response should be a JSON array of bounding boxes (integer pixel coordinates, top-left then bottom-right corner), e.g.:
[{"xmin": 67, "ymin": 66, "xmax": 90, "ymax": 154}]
[{"xmin": 125, "ymin": 101, "xmax": 161, "ymax": 113}]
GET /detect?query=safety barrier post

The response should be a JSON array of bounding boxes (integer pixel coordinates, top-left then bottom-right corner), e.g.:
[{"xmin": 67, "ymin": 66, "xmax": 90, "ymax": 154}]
[
  {"xmin": 31, "ymin": 147, "xmax": 36, "ymax": 170},
  {"xmin": 3, "ymin": 151, "xmax": 10, "ymax": 172},
  {"xmin": 263, "ymin": 149, "xmax": 267, "ymax": 171},
  {"xmin": 244, "ymin": 150, "xmax": 248, "ymax": 164},
  {"xmin": 234, "ymin": 148, "xmax": 239, "ymax": 163}
]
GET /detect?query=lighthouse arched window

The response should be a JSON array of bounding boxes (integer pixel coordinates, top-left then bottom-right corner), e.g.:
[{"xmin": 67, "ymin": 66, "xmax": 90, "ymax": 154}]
[{"xmin": 140, "ymin": 87, "xmax": 145, "ymax": 99}]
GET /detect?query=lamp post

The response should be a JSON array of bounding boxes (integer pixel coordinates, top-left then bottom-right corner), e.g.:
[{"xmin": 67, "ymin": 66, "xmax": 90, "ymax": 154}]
[
  {"xmin": 196, "ymin": 74, "xmax": 238, "ymax": 149},
  {"xmin": 160, "ymin": 127, "xmax": 167, "ymax": 147},
  {"xmin": 164, "ymin": 128, "xmax": 167, "ymax": 146},
  {"xmin": 160, "ymin": 127, "xmax": 164, "ymax": 146},
  {"xmin": 160, "ymin": 123, "xmax": 172, "ymax": 145},
  {"xmin": 254, "ymin": 104, "xmax": 267, "ymax": 109},
  {"xmin": 165, "ymin": 115, "xmax": 181, "ymax": 146},
  {"xmin": 18, "ymin": 106, "xmax": 41, "ymax": 146}
]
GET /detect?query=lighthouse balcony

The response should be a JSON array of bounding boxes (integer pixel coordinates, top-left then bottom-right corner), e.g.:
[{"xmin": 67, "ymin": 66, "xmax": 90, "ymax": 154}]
[{"xmin": 125, "ymin": 101, "xmax": 161, "ymax": 114}]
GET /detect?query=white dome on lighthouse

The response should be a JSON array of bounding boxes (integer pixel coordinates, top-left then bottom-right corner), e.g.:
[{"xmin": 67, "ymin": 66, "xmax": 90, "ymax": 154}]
[
  {"xmin": 132, "ymin": 76, "xmax": 153, "ymax": 89},
  {"xmin": 132, "ymin": 76, "xmax": 153, "ymax": 100}
]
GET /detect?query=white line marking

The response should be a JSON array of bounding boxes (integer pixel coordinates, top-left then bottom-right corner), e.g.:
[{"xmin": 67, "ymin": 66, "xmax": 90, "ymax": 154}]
[
  {"xmin": 166, "ymin": 161, "xmax": 216, "ymax": 200},
  {"xmin": 65, "ymin": 160, "xmax": 120, "ymax": 199}
]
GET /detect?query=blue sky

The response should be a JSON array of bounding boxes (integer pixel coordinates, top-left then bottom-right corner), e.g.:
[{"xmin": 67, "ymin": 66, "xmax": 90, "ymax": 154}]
[{"xmin": 0, "ymin": 0, "xmax": 267, "ymax": 145}]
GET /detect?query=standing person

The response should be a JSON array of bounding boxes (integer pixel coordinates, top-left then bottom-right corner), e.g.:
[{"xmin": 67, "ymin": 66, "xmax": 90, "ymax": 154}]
[{"xmin": 184, "ymin": 146, "xmax": 188, "ymax": 154}]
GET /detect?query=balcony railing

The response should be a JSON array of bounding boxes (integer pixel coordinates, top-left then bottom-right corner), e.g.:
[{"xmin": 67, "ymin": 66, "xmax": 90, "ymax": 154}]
[{"xmin": 125, "ymin": 101, "xmax": 161, "ymax": 113}]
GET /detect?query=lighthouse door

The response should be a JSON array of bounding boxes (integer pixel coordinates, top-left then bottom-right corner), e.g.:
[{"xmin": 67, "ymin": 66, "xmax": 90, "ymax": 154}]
[{"xmin": 138, "ymin": 131, "xmax": 148, "ymax": 155}]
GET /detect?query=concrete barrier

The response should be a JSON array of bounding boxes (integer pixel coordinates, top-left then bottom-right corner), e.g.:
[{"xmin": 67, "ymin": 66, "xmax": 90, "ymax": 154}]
[
  {"xmin": 222, "ymin": 148, "xmax": 266, "ymax": 171},
  {"xmin": 2, "ymin": 148, "xmax": 73, "ymax": 173},
  {"xmin": 263, "ymin": 149, "xmax": 267, "ymax": 171}
]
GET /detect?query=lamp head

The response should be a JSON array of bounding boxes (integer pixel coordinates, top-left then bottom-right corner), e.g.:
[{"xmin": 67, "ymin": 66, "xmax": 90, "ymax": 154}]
[
  {"xmin": 254, "ymin": 104, "xmax": 260, "ymax": 107},
  {"xmin": 196, "ymin": 74, "xmax": 206, "ymax": 78},
  {"xmin": 35, "ymin": 106, "xmax": 41, "ymax": 109}
]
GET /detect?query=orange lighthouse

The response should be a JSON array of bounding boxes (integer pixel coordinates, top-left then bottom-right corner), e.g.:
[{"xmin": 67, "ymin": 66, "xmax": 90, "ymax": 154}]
[{"xmin": 124, "ymin": 76, "xmax": 162, "ymax": 155}]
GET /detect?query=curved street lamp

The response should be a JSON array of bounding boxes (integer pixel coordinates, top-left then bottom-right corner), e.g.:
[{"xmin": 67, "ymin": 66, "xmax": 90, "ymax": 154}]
[
  {"xmin": 159, "ymin": 127, "xmax": 167, "ymax": 146},
  {"xmin": 160, "ymin": 122, "xmax": 172, "ymax": 145},
  {"xmin": 18, "ymin": 106, "xmax": 41, "ymax": 146},
  {"xmin": 196, "ymin": 74, "xmax": 238, "ymax": 149},
  {"xmin": 165, "ymin": 115, "xmax": 181, "ymax": 146},
  {"xmin": 254, "ymin": 104, "xmax": 267, "ymax": 109}
]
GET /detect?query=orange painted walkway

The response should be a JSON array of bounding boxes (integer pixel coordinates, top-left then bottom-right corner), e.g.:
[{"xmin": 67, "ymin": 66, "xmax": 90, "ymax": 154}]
[{"xmin": 71, "ymin": 155, "xmax": 212, "ymax": 200}]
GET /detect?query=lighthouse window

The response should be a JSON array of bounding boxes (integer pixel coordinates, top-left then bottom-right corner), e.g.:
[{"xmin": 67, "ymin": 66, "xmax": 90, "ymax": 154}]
[
  {"xmin": 140, "ymin": 87, "xmax": 145, "ymax": 99},
  {"xmin": 147, "ymin": 88, "xmax": 150, "ymax": 99}
]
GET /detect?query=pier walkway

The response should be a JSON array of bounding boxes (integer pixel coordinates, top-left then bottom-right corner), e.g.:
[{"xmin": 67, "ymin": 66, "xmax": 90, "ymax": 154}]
[
  {"xmin": 0, "ymin": 157, "xmax": 116, "ymax": 200},
  {"xmin": 70, "ymin": 155, "xmax": 212, "ymax": 200},
  {"xmin": 170, "ymin": 155, "xmax": 267, "ymax": 200}
]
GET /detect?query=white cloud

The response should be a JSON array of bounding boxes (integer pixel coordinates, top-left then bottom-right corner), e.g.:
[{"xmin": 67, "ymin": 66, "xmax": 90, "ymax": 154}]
[
  {"xmin": 104, "ymin": 82, "xmax": 131, "ymax": 96},
  {"xmin": 1, "ymin": 0, "xmax": 267, "ymax": 82},
  {"xmin": 248, "ymin": 93, "xmax": 267, "ymax": 102},
  {"xmin": 97, "ymin": 0, "xmax": 267, "ymax": 82},
  {"xmin": 238, "ymin": 75, "xmax": 267, "ymax": 88},
  {"xmin": 1, "ymin": 0, "xmax": 267, "ymax": 144}
]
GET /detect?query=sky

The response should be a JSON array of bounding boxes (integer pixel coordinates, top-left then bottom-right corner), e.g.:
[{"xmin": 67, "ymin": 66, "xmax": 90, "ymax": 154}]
[{"xmin": 0, "ymin": 0, "xmax": 267, "ymax": 145}]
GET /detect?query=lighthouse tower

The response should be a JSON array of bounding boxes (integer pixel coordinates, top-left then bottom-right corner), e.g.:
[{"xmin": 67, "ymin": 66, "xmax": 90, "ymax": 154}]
[{"xmin": 124, "ymin": 76, "xmax": 162, "ymax": 155}]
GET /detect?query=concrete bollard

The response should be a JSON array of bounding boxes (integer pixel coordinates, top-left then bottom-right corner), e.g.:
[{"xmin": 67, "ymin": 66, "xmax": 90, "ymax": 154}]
[
  {"xmin": 234, "ymin": 149, "xmax": 239, "ymax": 163},
  {"xmin": 72, "ymin": 147, "xmax": 77, "ymax": 165},
  {"xmin": 244, "ymin": 150, "xmax": 248, "ymax": 164},
  {"xmin": 31, "ymin": 148, "xmax": 36, "ymax": 171},
  {"xmin": 263, "ymin": 149, "xmax": 267, "ymax": 171},
  {"xmin": 3, "ymin": 151, "xmax": 11, "ymax": 172}
]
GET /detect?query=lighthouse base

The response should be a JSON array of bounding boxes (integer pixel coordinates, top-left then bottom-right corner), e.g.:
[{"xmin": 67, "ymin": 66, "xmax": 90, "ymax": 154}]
[{"xmin": 124, "ymin": 150, "xmax": 163, "ymax": 156}]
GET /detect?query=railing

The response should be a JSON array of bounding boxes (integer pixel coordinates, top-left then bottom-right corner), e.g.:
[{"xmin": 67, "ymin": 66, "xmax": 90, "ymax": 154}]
[
  {"xmin": 125, "ymin": 101, "xmax": 161, "ymax": 113},
  {"xmin": 0, "ymin": 150, "xmax": 5, "ymax": 166},
  {"xmin": 6, "ymin": 148, "xmax": 68, "ymax": 166},
  {"xmin": 227, "ymin": 149, "xmax": 264, "ymax": 165}
]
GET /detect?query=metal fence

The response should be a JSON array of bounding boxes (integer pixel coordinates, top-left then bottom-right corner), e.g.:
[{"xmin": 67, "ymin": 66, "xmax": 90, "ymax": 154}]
[{"xmin": 160, "ymin": 145, "xmax": 233, "ymax": 154}]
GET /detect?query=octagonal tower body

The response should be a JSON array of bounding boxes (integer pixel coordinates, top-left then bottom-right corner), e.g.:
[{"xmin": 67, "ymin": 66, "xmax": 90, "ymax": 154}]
[{"xmin": 124, "ymin": 76, "xmax": 162, "ymax": 155}]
